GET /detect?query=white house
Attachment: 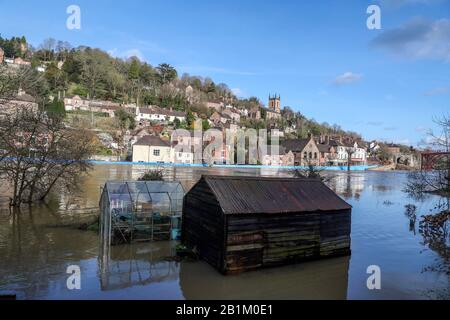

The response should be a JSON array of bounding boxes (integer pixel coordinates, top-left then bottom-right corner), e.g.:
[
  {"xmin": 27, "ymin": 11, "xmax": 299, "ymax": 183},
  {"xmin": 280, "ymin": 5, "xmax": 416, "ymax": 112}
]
[
  {"xmin": 172, "ymin": 150, "xmax": 194, "ymax": 164},
  {"xmin": 329, "ymin": 140, "xmax": 349, "ymax": 166},
  {"xmin": 36, "ymin": 65, "xmax": 46, "ymax": 73},
  {"xmin": 239, "ymin": 108, "xmax": 249, "ymax": 117},
  {"xmin": 222, "ymin": 108, "xmax": 241, "ymax": 123},
  {"xmin": 351, "ymin": 141, "xmax": 367, "ymax": 164},
  {"xmin": 329, "ymin": 140, "xmax": 367, "ymax": 165},
  {"xmin": 135, "ymin": 106, "xmax": 186, "ymax": 123},
  {"xmin": 64, "ymin": 95, "xmax": 90, "ymax": 111},
  {"xmin": 369, "ymin": 141, "xmax": 381, "ymax": 155},
  {"xmin": 132, "ymin": 136, "xmax": 172, "ymax": 163}
]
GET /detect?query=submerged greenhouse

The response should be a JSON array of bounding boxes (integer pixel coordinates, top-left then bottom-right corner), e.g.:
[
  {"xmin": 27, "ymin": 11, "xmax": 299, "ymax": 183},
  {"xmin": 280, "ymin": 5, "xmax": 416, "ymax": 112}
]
[{"xmin": 100, "ymin": 181, "xmax": 185, "ymax": 247}]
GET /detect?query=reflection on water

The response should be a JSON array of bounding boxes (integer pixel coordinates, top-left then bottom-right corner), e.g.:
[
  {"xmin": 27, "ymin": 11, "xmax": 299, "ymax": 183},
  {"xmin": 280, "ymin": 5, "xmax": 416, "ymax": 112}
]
[
  {"xmin": 0, "ymin": 165, "xmax": 449, "ymax": 299},
  {"xmin": 100, "ymin": 242, "xmax": 179, "ymax": 292},
  {"xmin": 180, "ymin": 256, "xmax": 350, "ymax": 300}
]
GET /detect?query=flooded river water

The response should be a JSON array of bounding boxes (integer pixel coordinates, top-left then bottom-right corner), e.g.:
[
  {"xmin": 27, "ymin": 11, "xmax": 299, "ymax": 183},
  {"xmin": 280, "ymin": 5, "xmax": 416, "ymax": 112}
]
[{"xmin": 0, "ymin": 165, "xmax": 448, "ymax": 300}]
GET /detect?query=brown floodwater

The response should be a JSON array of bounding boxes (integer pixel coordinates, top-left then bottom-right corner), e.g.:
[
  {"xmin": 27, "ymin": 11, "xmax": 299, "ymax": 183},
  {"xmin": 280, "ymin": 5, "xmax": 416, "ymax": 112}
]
[{"xmin": 0, "ymin": 165, "xmax": 448, "ymax": 300}]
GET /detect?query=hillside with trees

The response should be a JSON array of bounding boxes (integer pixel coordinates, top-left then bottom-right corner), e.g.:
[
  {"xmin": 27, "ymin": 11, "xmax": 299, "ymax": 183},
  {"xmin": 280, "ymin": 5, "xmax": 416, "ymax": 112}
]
[{"xmin": 1, "ymin": 35, "xmax": 362, "ymax": 140}]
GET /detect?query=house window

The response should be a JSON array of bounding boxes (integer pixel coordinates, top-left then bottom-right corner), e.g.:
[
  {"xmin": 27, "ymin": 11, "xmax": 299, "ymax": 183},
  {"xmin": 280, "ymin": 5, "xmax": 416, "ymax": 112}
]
[
  {"xmin": 304, "ymin": 152, "xmax": 307, "ymax": 159},
  {"xmin": 153, "ymin": 149, "xmax": 160, "ymax": 157},
  {"xmin": 309, "ymin": 152, "xmax": 312, "ymax": 159},
  {"xmin": 314, "ymin": 152, "xmax": 317, "ymax": 159}
]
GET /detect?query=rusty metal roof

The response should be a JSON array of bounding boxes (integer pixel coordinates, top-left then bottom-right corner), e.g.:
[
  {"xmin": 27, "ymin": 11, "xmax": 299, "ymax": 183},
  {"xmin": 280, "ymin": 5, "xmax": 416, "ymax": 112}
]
[{"xmin": 201, "ymin": 175, "xmax": 352, "ymax": 215}]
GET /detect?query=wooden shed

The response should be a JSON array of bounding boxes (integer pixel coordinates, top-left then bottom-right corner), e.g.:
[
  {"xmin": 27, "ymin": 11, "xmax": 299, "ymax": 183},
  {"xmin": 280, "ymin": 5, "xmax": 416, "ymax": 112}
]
[{"xmin": 182, "ymin": 175, "xmax": 352, "ymax": 275}]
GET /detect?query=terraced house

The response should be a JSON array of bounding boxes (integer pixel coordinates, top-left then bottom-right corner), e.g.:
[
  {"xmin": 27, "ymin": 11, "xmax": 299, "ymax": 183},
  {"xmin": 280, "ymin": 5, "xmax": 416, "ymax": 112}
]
[
  {"xmin": 135, "ymin": 106, "xmax": 186, "ymax": 123},
  {"xmin": 282, "ymin": 136, "xmax": 320, "ymax": 166}
]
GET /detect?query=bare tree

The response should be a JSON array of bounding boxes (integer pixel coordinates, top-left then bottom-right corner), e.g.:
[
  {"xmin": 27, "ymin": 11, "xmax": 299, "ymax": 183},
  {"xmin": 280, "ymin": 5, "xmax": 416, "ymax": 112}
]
[
  {"xmin": 406, "ymin": 115, "xmax": 450, "ymax": 196},
  {"xmin": 0, "ymin": 107, "xmax": 95, "ymax": 207},
  {"xmin": 346, "ymin": 146, "xmax": 356, "ymax": 172},
  {"xmin": 290, "ymin": 161, "xmax": 333, "ymax": 183}
]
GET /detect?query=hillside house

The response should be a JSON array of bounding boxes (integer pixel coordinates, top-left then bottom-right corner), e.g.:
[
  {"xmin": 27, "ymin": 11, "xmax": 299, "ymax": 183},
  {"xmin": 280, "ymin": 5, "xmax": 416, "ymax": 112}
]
[
  {"xmin": 0, "ymin": 90, "xmax": 39, "ymax": 116},
  {"xmin": 248, "ymin": 107, "xmax": 261, "ymax": 120},
  {"xmin": 317, "ymin": 144, "xmax": 337, "ymax": 166},
  {"xmin": 132, "ymin": 136, "xmax": 172, "ymax": 163},
  {"xmin": 282, "ymin": 136, "xmax": 320, "ymax": 166},
  {"xmin": 260, "ymin": 146, "xmax": 295, "ymax": 166},
  {"xmin": 64, "ymin": 95, "xmax": 90, "ymax": 111},
  {"xmin": 206, "ymin": 101, "xmax": 224, "ymax": 111},
  {"xmin": 136, "ymin": 106, "xmax": 186, "ymax": 123},
  {"xmin": 222, "ymin": 108, "xmax": 241, "ymax": 123}
]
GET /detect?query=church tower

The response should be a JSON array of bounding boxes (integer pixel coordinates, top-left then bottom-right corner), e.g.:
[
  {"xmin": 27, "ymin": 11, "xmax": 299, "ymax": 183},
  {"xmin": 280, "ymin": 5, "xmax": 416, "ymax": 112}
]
[{"xmin": 268, "ymin": 94, "xmax": 281, "ymax": 113}]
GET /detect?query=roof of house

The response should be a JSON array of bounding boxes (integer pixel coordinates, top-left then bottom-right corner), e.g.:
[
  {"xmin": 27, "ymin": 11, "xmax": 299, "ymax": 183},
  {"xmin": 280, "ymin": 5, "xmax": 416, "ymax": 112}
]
[
  {"xmin": 196, "ymin": 175, "xmax": 352, "ymax": 215},
  {"xmin": 134, "ymin": 135, "xmax": 170, "ymax": 147},
  {"xmin": 264, "ymin": 145, "xmax": 287, "ymax": 156},
  {"xmin": 14, "ymin": 93, "xmax": 36, "ymax": 103},
  {"xmin": 281, "ymin": 138, "xmax": 311, "ymax": 152},
  {"xmin": 328, "ymin": 140, "xmax": 344, "ymax": 147},
  {"xmin": 139, "ymin": 107, "xmax": 186, "ymax": 117},
  {"xmin": 317, "ymin": 144, "xmax": 332, "ymax": 153}
]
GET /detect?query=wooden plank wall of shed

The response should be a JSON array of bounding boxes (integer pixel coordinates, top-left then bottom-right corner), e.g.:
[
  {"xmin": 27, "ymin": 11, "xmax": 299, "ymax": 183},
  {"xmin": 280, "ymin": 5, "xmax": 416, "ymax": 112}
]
[
  {"xmin": 182, "ymin": 179, "xmax": 225, "ymax": 271},
  {"xmin": 225, "ymin": 210, "xmax": 351, "ymax": 273},
  {"xmin": 320, "ymin": 211, "xmax": 351, "ymax": 257}
]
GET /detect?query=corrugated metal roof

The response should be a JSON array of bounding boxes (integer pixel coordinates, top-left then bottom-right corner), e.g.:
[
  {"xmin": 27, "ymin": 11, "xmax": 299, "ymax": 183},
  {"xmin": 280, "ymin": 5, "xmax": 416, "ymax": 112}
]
[{"xmin": 201, "ymin": 175, "xmax": 351, "ymax": 215}]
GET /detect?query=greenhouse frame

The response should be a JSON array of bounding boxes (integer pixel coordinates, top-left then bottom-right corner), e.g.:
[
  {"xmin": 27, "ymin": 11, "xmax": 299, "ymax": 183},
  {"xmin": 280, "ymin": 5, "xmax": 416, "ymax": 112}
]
[{"xmin": 100, "ymin": 181, "xmax": 185, "ymax": 248}]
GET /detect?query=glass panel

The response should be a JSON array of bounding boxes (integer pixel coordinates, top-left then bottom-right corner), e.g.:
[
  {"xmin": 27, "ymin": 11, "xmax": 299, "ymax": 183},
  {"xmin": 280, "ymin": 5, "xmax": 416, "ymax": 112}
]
[
  {"xmin": 106, "ymin": 182, "xmax": 130, "ymax": 198},
  {"xmin": 126, "ymin": 182, "xmax": 149, "ymax": 195},
  {"xmin": 108, "ymin": 193, "xmax": 132, "ymax": 204}
]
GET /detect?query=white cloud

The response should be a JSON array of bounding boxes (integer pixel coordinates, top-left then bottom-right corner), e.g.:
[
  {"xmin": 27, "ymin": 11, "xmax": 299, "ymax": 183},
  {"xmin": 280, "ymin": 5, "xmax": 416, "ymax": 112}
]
[
  {"xmin": 371, "ymin": 17, "xmax": 450, "ymax": 62},
  {"xmin": 231, "ymin": 88, "xmax": 245, "ymax": 97},
  {"xmin": 424, "ymin": 86, "xmax": 449, "ymax": 96},
  {"xmin": 333, "ymin": 72, "xmax": 363, "ymax": 86},
  {"xmin": 108, "ymin": 48, "xmax": 145, "ymax": 61}
]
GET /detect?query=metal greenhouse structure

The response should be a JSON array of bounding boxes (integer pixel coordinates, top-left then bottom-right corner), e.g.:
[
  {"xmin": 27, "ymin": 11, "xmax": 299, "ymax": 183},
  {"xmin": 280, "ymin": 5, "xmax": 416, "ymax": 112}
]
[{"xmin": 100, "ymin": 181, "xmax": 185, "ymax": 247}]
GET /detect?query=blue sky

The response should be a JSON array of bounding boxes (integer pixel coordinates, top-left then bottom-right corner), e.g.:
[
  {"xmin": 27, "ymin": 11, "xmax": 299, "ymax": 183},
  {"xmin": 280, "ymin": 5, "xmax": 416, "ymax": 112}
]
[{"xmin": 1, "ymin": 0, "xmax": 449, "ymax": 146}]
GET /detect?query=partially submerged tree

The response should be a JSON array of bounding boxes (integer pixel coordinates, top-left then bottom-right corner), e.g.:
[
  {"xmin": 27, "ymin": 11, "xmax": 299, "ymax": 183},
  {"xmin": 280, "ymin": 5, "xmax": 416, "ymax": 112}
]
[
  {"xmin": 405, "ymin": 115, "xmax": 450, "ymax": 197},
  {"xmin": 0, "ymin": 107, "xmax": 95, "ymax": 206},
  {"xmin": 345, "ymin": 146, "xmax": 356, "ymax": 172},
  {"xmin": 138, "ymin": 168, "xmax": 165, "ymax": 181},
  {"xmin": 290, "ymin": 162, "xmax": 332, "ymax": 183}
]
